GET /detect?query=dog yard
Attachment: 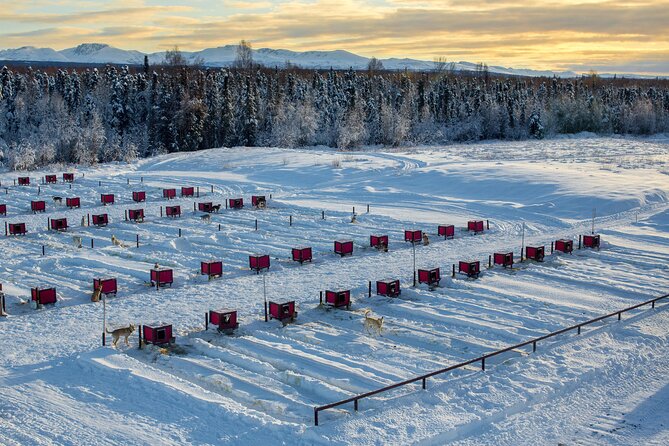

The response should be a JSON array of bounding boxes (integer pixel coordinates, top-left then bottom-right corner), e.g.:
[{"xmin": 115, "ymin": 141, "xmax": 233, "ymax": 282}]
[{"xmin": 1, "ymin": 139, "xmax": 669, "ymax": 445}]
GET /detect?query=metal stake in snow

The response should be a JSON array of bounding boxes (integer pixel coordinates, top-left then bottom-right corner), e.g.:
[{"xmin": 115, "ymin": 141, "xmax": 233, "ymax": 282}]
[
  {"xmin": 412, "ymin": 240, "xmax": 417, "ymax": 287},
  {"xmin": 102, "ymin": 291, "xmax": 107, "ymax": 346},
  {"xmin": 262, "ymin": 272, "xmax": 268, "ymax": 322},
  {"xmin": 520, "ymin": 222, "xmax": 526, "ymax": 262}
]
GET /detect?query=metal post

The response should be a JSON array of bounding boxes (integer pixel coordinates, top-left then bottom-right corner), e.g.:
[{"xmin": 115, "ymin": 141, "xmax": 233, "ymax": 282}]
[
  {"xmin": 322, "ymin": 210, "xmax": 325, "ymax": 219},
  {"xmin": 211, "ymin": 185, "xmax": 214, "ymax": 193},
  {"xmin": 452, "ymin": 264, "xmax": 455, "ymax": 278},
  {"xmin": 160, "ymin": 206, "xmax": 163, "ymax": 217},
  {"xmin": 290, "ymin": 215, "xmax": 292, "ymax": 226},
  {"xmin": 319, "ymin": 291, "xmax": 323, "ymax": 305},
  {"xmin": 481, "ymin": 357, "xmax": 486, "ymax": 371},
  {"xmin": 136, "ymin": 234, "xmax": 139, "ymax": 248},
  {"xmin": 579, "ymin": 235, "xmax": 582, "ymax": 249},
  {"xmin": 354, "ymin": 399, "xmax": 358, "ymax": 411},
  {"xmin": 533, "ymin": 341, "xmax": 537, "ymax": 352},
  {"xmin": 367, "ymin": 204, "xmax": 370, "ymax": 213},
  {"xmin": 314, "ymin": 409, "xmax": 319, "ymax": 426},
  {"xmin": 521, "ymin": 222, "xmax": 525, "ymax": 262},
  {"xmin": 205, "ymin": 313, "xmax": 209, "ymax": 331},
  {"xmin": 618, "ymin": 312, "xmax": 621, "ymax": 321},
  {"xmin": 368, "ymin": 281, "xmax": 372, "ymax": 297},
  {"xmin": 263, "ymin": 273, "xmax": 268, "ymax": 322},
  {"xmin": 255, "ymin": 219, "xmax": 258, "ymax": 231},
  {"xmin": 197, "ymin": 186, "xmax": 199, "ymax": 198},
  {"xmin": 577, "ymin": 326, "xmax": 581, "ymax": 335},
  {"xmin": 412, "ymin": 241, "xmax": 416, "ymax": 287},
  {"xmin": 102, "ymin": 291, "xmax": 107, "ymax": 346},
  {"xmin": 38, "ymin": 186, "xmax": 41, "ymax": 195},
  {"xmin": 218, "ymin": 223, "xmax": 221, "ymax": 231},
  {"xmin": 42, "ymin": 245, "xmax": 45, "ymax": 256},
  {"xmin": 422, "ymin": 378, "xmax": 426, "ymax": 389},
  {"xmin": 488, "ymin": 255, "xmax": 492, "ymax": 268},
  {"xmin": 551, "ymin": 241, "xmax": 554, "ymax": 253},
  {"xmin": 138, "ymin": 325, "xmax": 142, "ymax": 349},
  {"xmin": 486, "ymin": 219, "xmax": 489, "ymax": 230},
  {"xmin": 91, "ymin": 239, "xmax": 94, "ymax": 248},
  {"xmin": 178, "ymin": 228, "xmax": 181, "ymax": 237}
]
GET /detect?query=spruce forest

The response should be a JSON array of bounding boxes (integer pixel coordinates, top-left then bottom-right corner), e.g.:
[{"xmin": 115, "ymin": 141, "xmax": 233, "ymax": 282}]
[{"xmin": 1, "ymin": 60, "xmax": 668, "ymax": 170}]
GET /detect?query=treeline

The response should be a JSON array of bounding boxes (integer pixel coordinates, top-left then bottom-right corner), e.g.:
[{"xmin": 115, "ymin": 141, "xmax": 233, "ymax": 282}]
[{"xmin": 1, "ymin": 63, "xmax": 668, "ymax": 170}]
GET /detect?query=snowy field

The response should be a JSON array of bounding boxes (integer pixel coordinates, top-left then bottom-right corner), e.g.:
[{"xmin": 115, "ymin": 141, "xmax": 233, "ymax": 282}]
[{"xmin": 1, "ymin": 136, "xmax": 669, "ymax": 445}]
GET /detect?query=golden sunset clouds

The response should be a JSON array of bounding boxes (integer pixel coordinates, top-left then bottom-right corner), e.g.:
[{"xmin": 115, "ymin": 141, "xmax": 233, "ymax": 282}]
[{"xmin": 1, "ymin": 0, "xmax": 668, "ymax": 74}]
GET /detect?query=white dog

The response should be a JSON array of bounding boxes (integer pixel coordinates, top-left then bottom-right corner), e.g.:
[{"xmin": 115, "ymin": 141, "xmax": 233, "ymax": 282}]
[{"xmin": 363, "ymin": 310, "xmax": 384, "ymax": 336}]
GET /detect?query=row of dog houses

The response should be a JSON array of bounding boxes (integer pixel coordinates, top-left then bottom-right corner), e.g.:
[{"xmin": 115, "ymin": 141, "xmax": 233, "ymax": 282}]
[
  {"xmin": 1, "ymin": 193, "xmax": 266, "ymax": 217},
  {"xmin": 8, "ymin": 173, "xmax": 75, "ymax": 186}
]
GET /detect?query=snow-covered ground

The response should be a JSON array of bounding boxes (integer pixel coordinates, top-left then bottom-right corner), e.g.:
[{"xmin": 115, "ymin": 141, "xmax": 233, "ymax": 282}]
[{"xmin": 1, "ymin": 137, "xmax": 668, "ymax": 445}]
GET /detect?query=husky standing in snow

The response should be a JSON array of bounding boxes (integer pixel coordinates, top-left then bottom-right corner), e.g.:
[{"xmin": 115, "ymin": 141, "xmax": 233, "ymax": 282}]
[
  {"xmin": 363, "ymin": 310, "xmax": 384, "ymax": 336},
  {"xmin": 107, "ymin": 324, "xmax": 136, "ymax": 347}
]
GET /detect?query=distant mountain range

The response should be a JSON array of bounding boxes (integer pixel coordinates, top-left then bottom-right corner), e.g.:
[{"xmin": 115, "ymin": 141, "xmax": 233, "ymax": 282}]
[{"xmin": 0, "ymin": 42, "xmax": 658, "ymax": 79}]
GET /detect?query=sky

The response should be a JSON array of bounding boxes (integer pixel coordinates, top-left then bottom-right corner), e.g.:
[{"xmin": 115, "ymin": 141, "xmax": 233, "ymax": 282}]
[{"xmin": 0, "ymin": 0, "xmax": 668, "ymax": 75}]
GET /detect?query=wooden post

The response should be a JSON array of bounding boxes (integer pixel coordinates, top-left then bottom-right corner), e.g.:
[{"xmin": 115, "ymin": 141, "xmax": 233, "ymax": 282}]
[
  {"xmin": 47, "ymin": 218, "xmax": 50, "ymax": 230},
  {"xmin": 368, "ymin": 281, "xmax": 372, "ymax": 297},
  {"xmin": 486, "ymin": 219, "xmax": 489, "ymax": 230},
  {"xmin": 141, "ymin": 177, "xmax": 143, "ymax": 183},
  {"xmin": 322, "ymin": 210, "xmax": 325, "ymax": 219},
  {"xmin": 98, "ymin": 181, "xmax": 101, "ymax": 186},
  {"xmin": 533, "ymin": 341, "xmax": 537, "ymax": 352},
  {"xmin": 289, "ymin": 215, "xmax": 292, "ymax": 226},
  {"xmin": 38, "ymin": 186, "xmax": 41, "ymax": 195},
  {"xmin": 91, "ymin": 239, "xmax": 94, "ymax": 249},
  {"xmin": 488, "ymin": 255, "xmax": 492, "ymax": 268},
  {"xmin": 136, "ymin": 234, "xmax": 139, "ymax": 248},
  {"xmin": 452, "ymin": 264, "xmax": 455, "ymax": 278},
  {"xmin": 42, "ymin": 245, "xmax": 45, "ymax": 256},
  {"xmin": 124, "ymin": 210, "xmax": 128, "ymax": 221},
  {"xmin": 422, "ymin": 377, "xmax": 426, "ymax": 390},
  {"xmin": 367, "ymin": 204, "xmax": 370, "ymax": 213},
  {"xmin": 551, "ymin": 241, "xmax": 554, "ymax": 253},
  {"xmin": 4, "ymin": 222, "xmax": 7, "ymax": 236},
  {"xmin": 255, "ymin": 219, "xmax": 258, "ymax": 231},
  {"xmin": 481, "ymin": 357, "xmax": 486, "ymax": 371},
  {"xmin": 160, "ymin": 206, "xmax": 163, "ymax": 217},
  {"xmin": 69, "ymin": 183, "xmax": 71, "ymax": 190},
  {"xmin": 178, "ymin": 228, "xmax": 181, "ymax": 237},
  {"xmin": 314, "ymin": 408, "xmax": 319, "ymax": 426},
  {"xmin": 264, "ymin": 300, "xmax": 268, "ymax": 322},
  {"xmin": 138, "ymin": 326, "xmax": 142, "ymax": 349},
  {"xmin": 205, "ymin": 313, "xmax": 209, "ymax": 331},
  {"xmin": 218, "ymin": 223, "xmax": 221, "ymax": 231},
  {"xmin": 353, "ymin": 206, "xmax": 355, "ymax": 214},
  {"xmin": 127, "ymin": 178, "xmax": 130, "ymax": 185},
  {"xmin": 193, "ymin": 202, "xmax": 196, "ymax": 211},
  {"xmin": 319, "ymin": 291, "xmax": 323, "ymax": 305},
  {"xmin": 579, "ymin": 235, "xmax": 582, "ymax": 249},
  {"xmin": 87, "ymin": 214, "xmax": 90, "ymax": 226},
  {"xmin": 211, "ymin": 185, "xmax": 214, "ymax": 193},
  {"xmin": 197, "ymin": 186, "xmax": 200, "ymax": 198}
]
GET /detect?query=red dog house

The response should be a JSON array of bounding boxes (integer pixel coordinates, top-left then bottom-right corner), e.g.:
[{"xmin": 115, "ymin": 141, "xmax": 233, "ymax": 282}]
[
  {"xmin": 404, "ymin": 230, "xmax": 422, "ymax": 243},
  {"xmin": 229, "ymin": 198, "xmax": 243, "ymax": 209},
  {"xmin": 150, "ymin": 268, "xmax": 173, "ymax": 288},
  {"xmin": 377, "ymin": 279, "xmax": 401, "ymax": 297},
  {"xmin": 438, "ymin": 225, "xmax": 455, "ymax": 239},
  {"xmin": 8, "ymin": 223, "xmax": 27, "ymax": 235},
  {"xmin": 93, "ymin": 278, "xmax": 118, "ymax": 297},
  {"xmin": 252, "ymin": 195, "xmax": 266, "ymax": 208},
  {"xmin": 92, "ymin": 213, "xmax": 109, "ymax": 227},
  {"xmin": 0, "ymin": 204, "xmax": 6, "ymax": 216},
  {"xmin": 370, "ymin": 234, "xmax": 389, "ymax": 250},
  {"xmin": 198, "ymin": 202, "xmax": 214, "ymax": 213},
  {"xmin": 142, "ymin": 323, "xmax": 175, "ymax": 345},
  {"xmin": 493, "ymin": 252, "xmax": 514, "ymax": 268},
  {"xmin": 66, "ymin": 197, "xmax": 80, "ymax": 208},
  {"xmin": 269, "ymin": 301, "xmax": 297, "ymax": 323},
  {"xmin": 31, "ymin": 200, "xmax": 46, "ymax": 213},
  {"xmin": 459, "ymin": 261, "xmax": 481, "ymax": 278},
  {"xmin": 163, "ymin": 188, "xmax": 176, "ymax": 199},
  {"xmin": 181, "ymin": 187, "xmax": 195, "ymax": 197},
  {"xmin": 526, "ymin": 246, "xmax": 545, "ymax": 262},
  {"xmin": 101, "ymin": 194, "xmax": 115, "ymax": 205},
  {"xmin": 165, "ymin": 205, "xmax": 181, "ymax": 218},
  {"xmin": 50, "ymin": 218, "xmax": 68, "ymax": 231},
  {"xmin": 334, "ymin": 240, "xmax": 354, "ymax": 257},
  {"xmin": 201, "ymin": 261, "xmax": 223, "ymax": 280},
  {"xmin": 209, "ymin": 309, "xmax": 239, "ymax": 332},
  {"xmin": 325, "ymin": 290, "xmax": 351, "ymax": 309},
  {"xmin": 128, "ymin": 209, "xmax": 144, "ymax": 222},
  {"xmin": 555, "ymin": 239, "xmax": 573, "ymax": 253},
  {"xmin": 418, "ymin": 268, "xmax": 441, "ymax": 286},
  {"xmin": 468, "ymin": 220, "xmax": 484, "ymax": 233},
  {"xmin": 132, "ymin": 191, "xmax": 146, "ymax": 202},
  {"xmin": 292, "ymin": 247, "xmax": 312, "ymax": 264},
  {"xmin": 583, "ymin": 234, "xmax": 600, "ymax": 249},
  {"xmin": 31, "ymin": 287, "xmax": 57, "ymax": 305},
  {"xmin": 63, "ymin": 173, "xmax": 74, "ymax": 183},
  {"xmin": 249, "ymin": 254, "xmax": 270, "ymax": 272},
  {"xmin": 18, "ymin": 177, "xmax": 30, "ymax": 186},
  {"xmin": 45, "ymin": 174, "xmax": 57, "ymax": 184}
]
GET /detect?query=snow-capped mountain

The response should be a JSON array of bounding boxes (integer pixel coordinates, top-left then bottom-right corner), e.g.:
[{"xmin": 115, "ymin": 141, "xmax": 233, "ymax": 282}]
[{"xmin": 0, "ymin": 42, "xmax": 582, "ymax": 77}]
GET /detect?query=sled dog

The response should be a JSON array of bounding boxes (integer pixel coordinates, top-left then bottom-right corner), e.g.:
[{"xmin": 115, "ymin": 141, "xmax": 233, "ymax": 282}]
[
  {"xmin": 200, "ymin": 214, "xmax": 211, "ymax": 223},
  {"xmin": 52, "ymin": 196, "xmax": 63, "ymax": 204},
  {"xmin": 363, "ymin": 310, "xmax": 384, "ymax": 336},
  {"xmin": 211, "ymin": 204, "xmax": 221, "ymax": 213},
  {"xmin": 107, "ymin": 324, "xmax": 135, "ymax": 347},
  {"xmin": 422, "ymin": 233, "xmax": 430, "ymax": 246},
  {"xmin": 111, "ymin": 235, "xmax": 126, "ymax": 248}
]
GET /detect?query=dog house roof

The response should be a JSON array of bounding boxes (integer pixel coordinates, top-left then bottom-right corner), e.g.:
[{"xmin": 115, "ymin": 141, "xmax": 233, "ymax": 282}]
[{"xmin": 144, "ymin": 321, "xmax": 170, "ymax": 328}]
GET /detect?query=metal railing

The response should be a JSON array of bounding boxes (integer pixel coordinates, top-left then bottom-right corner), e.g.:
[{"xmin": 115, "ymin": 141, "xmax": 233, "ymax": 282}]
[{"xmin": 313, "ymin": 292, "xmax": 669, "ymax": 425}]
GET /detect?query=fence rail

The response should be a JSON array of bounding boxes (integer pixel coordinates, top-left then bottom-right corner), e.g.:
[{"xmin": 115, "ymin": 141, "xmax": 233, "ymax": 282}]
[{"xmin": 313, "ymin": 292, "xmax": 669, "ymax": 426}]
